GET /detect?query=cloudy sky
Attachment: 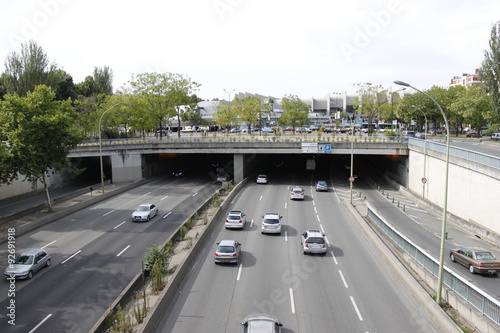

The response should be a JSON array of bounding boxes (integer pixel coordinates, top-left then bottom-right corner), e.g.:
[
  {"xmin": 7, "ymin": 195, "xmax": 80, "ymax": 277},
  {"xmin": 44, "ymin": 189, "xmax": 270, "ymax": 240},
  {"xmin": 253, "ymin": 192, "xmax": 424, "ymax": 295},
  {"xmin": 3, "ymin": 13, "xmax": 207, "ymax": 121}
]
[{"xmin": 1, "ymin": 0, "xmax": 499, "ymax": 100}]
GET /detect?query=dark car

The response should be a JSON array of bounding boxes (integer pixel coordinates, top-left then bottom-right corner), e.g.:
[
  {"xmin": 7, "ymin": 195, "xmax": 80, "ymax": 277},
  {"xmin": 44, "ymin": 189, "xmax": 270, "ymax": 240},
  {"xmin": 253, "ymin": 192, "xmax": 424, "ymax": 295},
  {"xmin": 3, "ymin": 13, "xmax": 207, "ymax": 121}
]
[{"xmin": 450, "ymin": 247, "xmax": 500, "ymax": 275}]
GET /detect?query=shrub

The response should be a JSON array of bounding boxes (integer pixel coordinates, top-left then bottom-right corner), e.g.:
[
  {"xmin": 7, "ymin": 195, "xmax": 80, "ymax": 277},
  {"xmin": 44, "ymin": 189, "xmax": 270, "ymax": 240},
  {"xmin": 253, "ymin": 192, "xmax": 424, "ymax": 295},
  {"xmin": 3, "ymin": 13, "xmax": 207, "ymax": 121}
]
[{"xmin": 144, "ymin": 244, "xmax": 168, "ymax": 272}]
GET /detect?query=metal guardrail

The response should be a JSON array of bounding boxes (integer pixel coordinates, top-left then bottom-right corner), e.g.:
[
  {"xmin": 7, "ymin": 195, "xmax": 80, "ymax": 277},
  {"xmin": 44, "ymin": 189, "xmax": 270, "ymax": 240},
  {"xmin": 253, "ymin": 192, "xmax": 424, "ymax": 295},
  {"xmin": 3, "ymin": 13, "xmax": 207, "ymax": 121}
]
[
  {"xmin": 408, "ymin": 137, "xmax": 500, "ymax": 170},
  {"xmin": 367, "ymin": 205, "xmax": 500, "ymax": 326}
]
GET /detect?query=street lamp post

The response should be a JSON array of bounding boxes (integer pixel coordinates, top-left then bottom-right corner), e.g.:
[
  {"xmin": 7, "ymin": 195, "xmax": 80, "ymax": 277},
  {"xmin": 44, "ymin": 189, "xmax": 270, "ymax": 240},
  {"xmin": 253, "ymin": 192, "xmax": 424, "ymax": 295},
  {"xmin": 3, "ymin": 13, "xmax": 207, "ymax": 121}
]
[
  {"xmin": 412, "ymin": 105, "xmax": 428, "ymax": 199},
  {"xmin": 99, "ymin": 103, "xmax": 120, "ymax": 194},
  {"xmin": 349, "ymin": 114, "xmax": 354, "ymax": 204},
  {"xmin": 395, "ymin": 80, "xmax": 450, "ymax": 306},
  {"xmin": 223, "ymin": 88, "xmax": 235, "ymax": 102}
]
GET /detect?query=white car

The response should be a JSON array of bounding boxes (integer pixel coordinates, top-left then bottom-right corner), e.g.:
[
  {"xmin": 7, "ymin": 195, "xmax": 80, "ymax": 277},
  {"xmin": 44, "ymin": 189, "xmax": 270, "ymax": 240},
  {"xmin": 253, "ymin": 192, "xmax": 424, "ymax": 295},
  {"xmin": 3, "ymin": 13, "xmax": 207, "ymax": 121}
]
[
  {"xmin": 301, "ymin": 230, "xmax": 327, "ymax": 255},
  {"xmin": 131, "ymin": 204, "xmax": 158, "ymax": 222},
  {"xmin": 225, "ymin": 211, "xmax": 246, "ymax": 229},
  {"xmin": 290, "ymin": 187, "xmax": 305, "ymax": 200},
  {"xmin": 261, "ymin": 213, "xmax": 282, "ymax": 234},
  {"xmin": 256, "ymin": 174, "xmax": 269, "ymax": 184}
]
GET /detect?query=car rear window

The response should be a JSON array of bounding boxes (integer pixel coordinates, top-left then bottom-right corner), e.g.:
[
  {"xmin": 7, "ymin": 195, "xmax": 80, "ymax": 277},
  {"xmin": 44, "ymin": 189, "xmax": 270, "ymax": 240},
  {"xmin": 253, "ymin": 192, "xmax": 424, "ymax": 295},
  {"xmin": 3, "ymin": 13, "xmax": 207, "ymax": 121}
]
[
  {"xmin": 228, "ymin": 215, "xmax": 240, "ymax": 220},
  {"xmin": 476, "ymin": 252, "xmax": 496, "ymax": 260},
  {"xmin": 307, "ymin": 237, "xmax": 325, "ymax": 244},
  {"xmin": 218, "ymin": 246, "xmax": 235, "ymax": 253},
  {"xmin": 263, "ymin": 218, "xmax": 280, "ymax": 224}
]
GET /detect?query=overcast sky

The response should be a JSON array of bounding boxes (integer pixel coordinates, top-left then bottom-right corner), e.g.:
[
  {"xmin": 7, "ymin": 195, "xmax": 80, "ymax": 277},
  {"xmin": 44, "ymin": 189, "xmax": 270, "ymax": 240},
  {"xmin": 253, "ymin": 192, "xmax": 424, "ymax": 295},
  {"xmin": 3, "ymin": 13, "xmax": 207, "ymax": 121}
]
[{"xmin": 1, "ymin": 0, "xmax": 499, "ymax": 100}]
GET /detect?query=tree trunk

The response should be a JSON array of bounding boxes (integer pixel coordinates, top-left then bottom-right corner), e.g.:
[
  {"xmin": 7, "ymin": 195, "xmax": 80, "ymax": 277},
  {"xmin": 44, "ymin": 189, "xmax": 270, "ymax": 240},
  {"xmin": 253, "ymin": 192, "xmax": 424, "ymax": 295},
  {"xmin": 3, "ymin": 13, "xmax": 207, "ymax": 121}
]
[{"xmin": 43, "ymin": 172, "xmax": 53, "ymax": 212}]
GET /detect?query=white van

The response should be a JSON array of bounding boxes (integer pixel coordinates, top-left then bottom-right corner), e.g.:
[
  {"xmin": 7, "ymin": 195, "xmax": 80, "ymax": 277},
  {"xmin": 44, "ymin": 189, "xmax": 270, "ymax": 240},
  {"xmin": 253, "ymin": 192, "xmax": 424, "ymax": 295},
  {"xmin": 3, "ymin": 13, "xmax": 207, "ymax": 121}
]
[{"xmin": 491, "ymin": 133, "xmax": 500, "ymax": 141}]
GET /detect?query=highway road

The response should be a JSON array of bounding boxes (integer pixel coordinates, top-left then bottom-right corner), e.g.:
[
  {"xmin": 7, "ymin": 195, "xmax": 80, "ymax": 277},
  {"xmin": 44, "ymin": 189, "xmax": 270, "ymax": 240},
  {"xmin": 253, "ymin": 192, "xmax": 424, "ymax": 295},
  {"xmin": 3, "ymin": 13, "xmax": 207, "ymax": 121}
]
[
  {"xmin": 0, "ymin": 174, "xmax": 219, "ymax": 333},
  {"xmin": 156, "ymin": 158, "xmax": 442, "ymax": 332}
]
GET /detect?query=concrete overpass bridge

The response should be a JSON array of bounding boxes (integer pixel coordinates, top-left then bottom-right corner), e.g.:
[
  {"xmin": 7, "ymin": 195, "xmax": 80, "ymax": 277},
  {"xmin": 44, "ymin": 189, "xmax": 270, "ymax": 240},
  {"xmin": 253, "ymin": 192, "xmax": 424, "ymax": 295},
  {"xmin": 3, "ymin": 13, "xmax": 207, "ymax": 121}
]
[{"xmin": 69, "ymin": 135, "xmax": 500, "ymax": 240}]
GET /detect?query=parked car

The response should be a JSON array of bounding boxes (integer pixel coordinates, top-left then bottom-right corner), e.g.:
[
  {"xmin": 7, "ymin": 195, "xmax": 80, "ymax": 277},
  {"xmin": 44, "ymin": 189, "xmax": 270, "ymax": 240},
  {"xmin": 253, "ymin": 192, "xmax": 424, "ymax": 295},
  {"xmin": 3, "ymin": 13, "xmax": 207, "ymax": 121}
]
[
  {"xmin": 4, "ymin": 248, "xmax": 51, "ymax": 279},
  {"xmin": 131, "ymin": 203, "xmax": 158, "ymax": 222},
  {"xmin": 402, "ymin": 130, "xmax": 415, "ymax": 138},
  {"xmin": 491, "ymin": 133, "xmax": 500, "ymax": 141},
  {"xmin": 225, "ymin": 211, "xmax": 246, "ymax": 229},
  {"xmin": 214, "ymin": 240, "xmax": 241, "ymax": 264},
  {"xmin": 296, "ymin": 127, "xmax": 311, "ymax": 134},
  {"xmin": 290, "ymin": 186, "xmax": 305, "ymax": 200},
  {"xmin": 450, "ymin": 247, "xmax": 500, "ymax": 275},
  {"xmin": 466, "ymin": 132, "xmax": 480, "ymax": 138},
  {"xmin": 315, "ymin": 180, "xmax": 328, "ymax": 192},
  {"xmin": 240, "ymin": 313, "xmax": 283, "ymax": 333},
  {"xmin": 261, "ymin": 213, "xmax": 282, "ymax": 234},
  {"xmin": 256, "ymin": 174, "xmax": 269, "ymax": 184},
  {"xmin": 323, "ymin": 127, "xmax": 334, "ymax": 133},
  {"xmin": 414, "ymin": 132, "xmax": 426, "ymax": 139},
  {"xmin": 301, "ymin": 230, "xmax": 328, "ymax": 255},
  {"xmin": 261, "ymin": 127, "xmax": 274, "ymax": 134},
  {"xmin": 283, "ymin": 126, "xmax": 294, "ymax": 132}
]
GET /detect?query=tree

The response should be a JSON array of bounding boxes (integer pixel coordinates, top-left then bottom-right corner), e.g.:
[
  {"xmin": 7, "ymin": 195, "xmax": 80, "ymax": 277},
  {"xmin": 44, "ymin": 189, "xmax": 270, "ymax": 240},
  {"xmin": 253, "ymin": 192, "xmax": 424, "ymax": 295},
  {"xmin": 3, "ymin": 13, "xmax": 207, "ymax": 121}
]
[
  {"xmin": 213, "ymin": 101, "xmax": 238, "ymax": 132},
  {"xmin": 75, "ymin": 66, "xmax": 114, "ymax": 97},
  {"xmin": 278, "ymin": 94, "xmax": 310, "ymax": 131},
  {"xmin": 352, "ymin": 83, "xmax": 388, "ymax": 135},
  {"xmin": 180, "ymin": 106, "xmax": 202, "ymax": 126},
  {"xmin": 233, "ymin": 96, "xmax": 269, "ymax": 133},
  {"xmin": 0, "ymin": 85, "xmax": 82, "ymax": 211},
  {"xmin": 479, "ymin": 21, "xmax": 500, "ymax": 124},
  {"xmin": 450, "ymin": 84, "xmax": 492, "ymax": 134},
  {"xmin": 3, "ymin": 41, "xmax": 60, "ymax": 97}
]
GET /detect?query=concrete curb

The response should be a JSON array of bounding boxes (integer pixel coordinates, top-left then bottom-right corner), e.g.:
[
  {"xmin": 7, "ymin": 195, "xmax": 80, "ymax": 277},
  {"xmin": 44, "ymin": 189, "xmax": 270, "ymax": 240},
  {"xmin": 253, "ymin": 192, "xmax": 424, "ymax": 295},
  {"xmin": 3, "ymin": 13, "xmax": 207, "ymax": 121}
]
[{"xmin": 344, "ymin": 201, "xmax": 462, "ymax": 333}]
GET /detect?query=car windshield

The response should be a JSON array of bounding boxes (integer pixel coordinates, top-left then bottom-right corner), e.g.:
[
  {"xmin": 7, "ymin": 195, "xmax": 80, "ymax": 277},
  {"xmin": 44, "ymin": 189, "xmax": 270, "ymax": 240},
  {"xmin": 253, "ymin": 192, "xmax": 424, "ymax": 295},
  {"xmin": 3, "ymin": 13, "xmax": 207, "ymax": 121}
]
[
  {"xmin": 137, "ymin": 206, "xmax": 149, "ymax": 211},
  {"xmin": 307, "ymin": 237, "xmax": 325, "ymax": 244},
  {"xmin": 476, "ymin": 252, "xmax": 496, "ymax": 260},
  {"xmin": 264, "ymin": 218, "xmax": 279, "ymax": 224},
  {"xmin": 318, "ymin": 181, "xmax": 326, "ymax": 186},
  {"xmin": 217, "ymin": 246, "xmax": 235, "ymax": 253},
  {"xmin": 258, "ymin": 175, "xmax": 266, "ymax": 178},
  {"xmin": 15, "ymin": 255, "xmax": 33, "ymax": 265},
  {"xmin": 293, "ymin": 190, "xmax": 303, "ymax": 193}
]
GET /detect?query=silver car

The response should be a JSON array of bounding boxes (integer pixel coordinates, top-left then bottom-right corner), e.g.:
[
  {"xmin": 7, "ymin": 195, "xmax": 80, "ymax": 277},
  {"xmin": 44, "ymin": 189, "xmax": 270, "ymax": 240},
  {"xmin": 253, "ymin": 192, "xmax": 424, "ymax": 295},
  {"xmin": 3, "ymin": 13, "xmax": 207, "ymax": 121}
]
[
  {"xmin": 4, "ymin": 248, "xmax": 51, "ymax": 279},
  {"xmin": 261, "ymin": 213, "xmax": 282, "ymax": 234},
  {"xmin": 290, "ymin": 187, "xmax": 305, "ymax": 200},
  {"xmin": 131, "ymin": 203, "xmax": 158, "ymax": 222},
  {"xmin": 214, "ymin": 240, "xmax": 242, "ymax": 264},
  {"xmin": 225, "ymin": 211, "xmax": 246, "ymax": 229},
  {"xmin": 315, "ymin": 180, "xmax": 328, "ymax": 192},
  {"xmin": 301, "ymin": 230, "xmax": 327, "ymax": 255},
  {"xmin": 240, "ymin": 313, "xmax": 283, "ymax": 333}
]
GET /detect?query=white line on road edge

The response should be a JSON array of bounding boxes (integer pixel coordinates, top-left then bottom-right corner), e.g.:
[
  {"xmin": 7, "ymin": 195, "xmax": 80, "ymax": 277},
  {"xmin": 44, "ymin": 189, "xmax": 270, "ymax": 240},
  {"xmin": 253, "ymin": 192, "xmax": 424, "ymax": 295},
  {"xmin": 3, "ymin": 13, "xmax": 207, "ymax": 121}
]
[
  {"xmin": 316, "ymin": 214, "xmax": 320, "ymax": 222},
  {"xmin": 237, "ymin": 264, "xmax": 242, "ymax": 281},
  {"xmin": 324, "ymin": 236, "xmax": 330, "ymax": 247},
  {"xmin": 42, "ymin": 240, "xmax": 56, "ymax": 249},
  {"xmin": 103, "ymin": 209, "xmax": 115, "ymax": 217},
  {"xmin": 339, "ymin": 270, "xmax": 348, "ymax": 288},
  {"xmin": 331, "ymin": 251, "xmax": 338, "ymax": 264},
  {"xmin": 350, "ymin": 296, "xmax": 364, "ymax": 321},
  {"xmin": 61, "ymin": 250, "xmax": 81, "ymax": 264},
  {"xmin": 28, "ymin": 313, "xmax": 52, "ymax": 333},
  {"xmin": 117, "ymin": 245, "xmax": 131, "ymax": 257},
  {"xmin": 160, "ymin": 195, "xmax": 169, "ymax": 201},
  {"xmin": 319, "ymin": 224, "xmax": 325, "ymax": 234},
  {"xmin": 163, "ymin": 211, "xmax": 172, "ymax": 219},
  {"xmin": 141, "ymin": 191, "xmax": 151, "ymax": 196},
  {"xmin": 289, "ymin": 288, "xmax": 296, "ymax": 314},
  {"xmin": 114, "ymin": 221, "xmax": 126, "ymax": 229}
]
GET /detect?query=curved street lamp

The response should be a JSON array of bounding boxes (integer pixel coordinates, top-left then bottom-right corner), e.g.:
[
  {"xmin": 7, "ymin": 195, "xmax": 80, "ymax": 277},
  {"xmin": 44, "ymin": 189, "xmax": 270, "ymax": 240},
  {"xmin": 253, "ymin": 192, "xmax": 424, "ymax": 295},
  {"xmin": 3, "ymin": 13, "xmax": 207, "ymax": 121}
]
[
  {"xmin": 223, "ymin": 88, "xmax": 235, "ymax": 102},
  {"xmin": 412, "ymin": 105, "xmax": 428, "ymax": 199},
  {"xmin": 395, "ymin": 80, "xmax": 450, "ymax": 306},
  {"xmin": 98, "ymin": 103, "xmax": 120, "ymax": 194}
]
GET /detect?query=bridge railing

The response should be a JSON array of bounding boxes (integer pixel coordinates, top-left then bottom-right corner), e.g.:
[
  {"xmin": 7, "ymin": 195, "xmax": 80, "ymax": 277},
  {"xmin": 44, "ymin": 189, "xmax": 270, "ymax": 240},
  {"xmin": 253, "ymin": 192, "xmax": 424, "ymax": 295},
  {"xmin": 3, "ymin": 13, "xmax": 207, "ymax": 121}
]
[
  {"xmin": 82, "ymin": 134, "xmax": 407, "ymax": 146},
  {"xmin": 408, "ymin": 138, "xmax": 500, "ymax": 170}
]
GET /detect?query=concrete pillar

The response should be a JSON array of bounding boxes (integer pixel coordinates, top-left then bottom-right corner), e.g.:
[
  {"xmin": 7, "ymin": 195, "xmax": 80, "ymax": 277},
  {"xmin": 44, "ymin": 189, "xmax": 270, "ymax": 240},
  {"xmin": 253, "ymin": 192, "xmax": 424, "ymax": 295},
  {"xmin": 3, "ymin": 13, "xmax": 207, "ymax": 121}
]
[
  {"xmin": 233, "ymin": 154, "xmax": 245, "ymax": 183},
  {"xmin": 111, "ymin": 153, "xmax": 143, "ymax": 183}
]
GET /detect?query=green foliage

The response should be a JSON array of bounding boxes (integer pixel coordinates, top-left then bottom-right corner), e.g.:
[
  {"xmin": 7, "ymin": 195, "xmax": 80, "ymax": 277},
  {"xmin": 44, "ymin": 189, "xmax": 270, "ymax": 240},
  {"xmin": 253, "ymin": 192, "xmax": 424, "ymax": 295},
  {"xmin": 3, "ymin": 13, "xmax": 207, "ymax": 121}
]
[
  {"xmin": 352, "ymin": 83, "xmax": 389, "ymax": 135},
  {"xmin": 144, "ymin": 244, "xmax": 168, "ymax": 272},
  {"xmin": 278, "ymin": 94, "xmax": 310, "ymax": 129},
  {"xmin": 479, "ymin": 21, "xmax": 500, "ymax": 123},
  {"xmin": 232, "ymin": 96, "xmax": 269, "ymax": 130},
  {"xmin": 449, "ymin": 85, "xmax": 492, "ymax": 133},
  {"xmin": 179, "ymin": 226, "xmax": 187, "ymax": 240},
  {"xmin": 151, "ymin": 259, "xmax": 166, "ymax": 293}
]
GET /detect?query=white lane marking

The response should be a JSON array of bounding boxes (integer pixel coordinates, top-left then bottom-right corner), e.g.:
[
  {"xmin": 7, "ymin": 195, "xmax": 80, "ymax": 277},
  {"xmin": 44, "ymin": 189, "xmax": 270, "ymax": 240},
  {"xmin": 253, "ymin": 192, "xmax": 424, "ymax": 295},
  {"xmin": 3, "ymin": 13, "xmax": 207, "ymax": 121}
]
[
  {"xmin": 314, "ymin": 206, "xmax": 317, "ymax": 214},
  {"xmin": 339, "ymin": 270, "xmax": 349, "ymax": 288},
  {"xmin": 259, "ymin": 195, "xmax": 263, "ymax": 201},
  {"xmin": 319, "ymin": 224, "xmax": 325, "ymax": 234},
  {"xmin": 331, "ymin": 251, "xmax": 338, "ymax": 264},
  {"xmin": 163, "ymin": 211, "xmax": 172, "ymax": 219},
  {"xmin": 28, "ymin": 313, "xmax": 52, "ymax": 333},
  {"xmin": 117, "ymin": 245, "xmax": 131, "ymax": 257},
  {"xmin": 237, "ymin": 263, "xmax": 243, "ymax": 281},
  {"xmin": 324, "ymin": 235, "xmax": 330, "ymax": 247},
  {"xmin": 285, "ymin": 202, "xmax": 287, "ymax": 209},
  {"xmin": 289, "ymin": 288, "xmax": 296, "ymax": 314},
  {"xmin": 313, "ymin": 199, "xmax": 316, "ymax": 206},
  {"xmin": 192, "ymin": 192, "xmax": 198, "ymax": 197},
  {"xmin": 114, "ymin": 221, "xmax": 127, "ymax": 229},
  {"xmin": 141, "ymin": 191, "xmax": 151, "ymax": 197},
  {"xmin": 160, "ymin": 195, "xmax": 169, "ymax": 201},
  {"xmin": 285, "ymin": 231, "xmax": 288, "ymax": 242},
  {"xmin": 103, "ymin": 209, "xmax": 115, "ymax": 216},
  {"xmin": 61, "ymin": 250, "xmax": 81, "ymax": 264},
  {"xmin": 350, "ymin": 296, "xmax": 364, "ymax": 321},
  {"xmin": 316, "ymin": 215, "xmax": 320, "ymax": 222},
  {"xmin": 42, "ymin": 240, "xmax": 56, "ymax": 249},
  {"xmin": 250, "ymin": 219, "xmax": 254, "ymax": 227}
]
